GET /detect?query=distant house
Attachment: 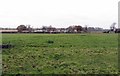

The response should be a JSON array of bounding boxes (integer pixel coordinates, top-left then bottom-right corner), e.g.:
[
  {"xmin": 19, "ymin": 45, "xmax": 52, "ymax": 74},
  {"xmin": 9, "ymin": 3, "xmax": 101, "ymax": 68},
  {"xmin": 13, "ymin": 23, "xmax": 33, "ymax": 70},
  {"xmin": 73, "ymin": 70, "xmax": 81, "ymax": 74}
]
[
  {"xmin": 34, "ymin": 29, "xmax": 43, "ymax": 32},
  {"xmin": 41, "ymin": 26, "xmax": 57, "ymax": 33},
  {"xmin": 0, "ymin": 30, "xmax": 18, "ymax": 33},
  {"xmin": 87, "ymin": 27, "xmax": 103, "ymax": 33},
  {"xmin": 115, "ymin": 28, "xmax": 120, "ymax": 33},
  {"xmin": 21, "ymin": 30, "xmax": 30, "ymax": 33},
  {"xmin": 66, "ymin": 25, "xmax": 83, "ymax": 33},
  {"xmin": 47, "ymin": 27, "xmax": 56, "ymax": 33},
  {"xmin": 56, "ymin": 28, "xmax": 67, "ymax": 33}
]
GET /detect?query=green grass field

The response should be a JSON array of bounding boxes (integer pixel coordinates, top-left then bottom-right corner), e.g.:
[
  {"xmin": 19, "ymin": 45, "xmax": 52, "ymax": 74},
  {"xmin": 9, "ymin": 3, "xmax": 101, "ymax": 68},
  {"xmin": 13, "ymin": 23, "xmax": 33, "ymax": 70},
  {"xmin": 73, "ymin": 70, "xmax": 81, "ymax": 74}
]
[{"xmin": 2, "ymin": 33, "xmax": 118, "ymax": 74}]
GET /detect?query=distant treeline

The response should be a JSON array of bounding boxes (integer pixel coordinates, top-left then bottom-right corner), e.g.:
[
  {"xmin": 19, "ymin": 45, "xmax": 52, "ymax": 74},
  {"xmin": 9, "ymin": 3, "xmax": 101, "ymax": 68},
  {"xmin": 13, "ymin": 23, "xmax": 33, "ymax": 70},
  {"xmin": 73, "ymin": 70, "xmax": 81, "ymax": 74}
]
[{"xmin": 0, "ymin": 23, "xmax": 120, "ymax": 33}]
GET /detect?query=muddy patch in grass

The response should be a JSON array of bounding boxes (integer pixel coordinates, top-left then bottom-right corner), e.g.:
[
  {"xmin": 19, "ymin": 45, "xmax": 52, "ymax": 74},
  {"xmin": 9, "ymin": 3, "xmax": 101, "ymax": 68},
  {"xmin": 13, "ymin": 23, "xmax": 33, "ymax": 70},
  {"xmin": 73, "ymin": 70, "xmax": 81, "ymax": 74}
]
[
  {"xmin": 47, "ymin": 40, "xmax": 54, "ymax": 44},
  {"xmin": 0, "ymin": 44, "xmax": 14, "ymax": 49}
]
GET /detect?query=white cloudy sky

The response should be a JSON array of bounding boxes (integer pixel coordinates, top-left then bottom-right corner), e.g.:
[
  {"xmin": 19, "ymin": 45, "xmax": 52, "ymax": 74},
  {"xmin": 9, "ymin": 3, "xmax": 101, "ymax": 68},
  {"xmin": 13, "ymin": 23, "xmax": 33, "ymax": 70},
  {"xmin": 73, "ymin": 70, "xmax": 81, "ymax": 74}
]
[{"xmin": 0, "ymin": 0, "xmax": 119, "ymax": 29}]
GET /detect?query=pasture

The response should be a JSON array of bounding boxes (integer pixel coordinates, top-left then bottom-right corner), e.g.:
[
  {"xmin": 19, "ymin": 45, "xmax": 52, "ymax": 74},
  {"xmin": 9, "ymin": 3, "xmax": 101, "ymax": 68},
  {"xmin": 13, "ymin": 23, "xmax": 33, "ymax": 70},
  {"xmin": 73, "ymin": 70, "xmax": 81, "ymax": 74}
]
[{"xmin": 2, "ymin": 33, "xmax": 118, "ymax": 74}]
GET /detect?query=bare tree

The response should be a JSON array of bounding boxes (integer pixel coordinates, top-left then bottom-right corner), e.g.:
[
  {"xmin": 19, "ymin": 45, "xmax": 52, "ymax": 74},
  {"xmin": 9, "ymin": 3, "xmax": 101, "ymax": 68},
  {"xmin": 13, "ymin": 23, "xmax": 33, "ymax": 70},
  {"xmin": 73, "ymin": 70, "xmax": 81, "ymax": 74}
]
[
  {"xmin": 66, "ymin": 26, "xmax": 74, "ymax": 33},
  {"xmin": 84, "ymin": 25, "xmax": 88, "ymax": 33},
  {"xmin": 110, "ymin": 22, "xmax": 116, "ymax": 31},
  {"xmin": 26, "ymin": 25, "xmax": 33, "ymax": 33},
  {"xmin": 41, "ymin": 26, "xmax": 47, "ymax": 32}
]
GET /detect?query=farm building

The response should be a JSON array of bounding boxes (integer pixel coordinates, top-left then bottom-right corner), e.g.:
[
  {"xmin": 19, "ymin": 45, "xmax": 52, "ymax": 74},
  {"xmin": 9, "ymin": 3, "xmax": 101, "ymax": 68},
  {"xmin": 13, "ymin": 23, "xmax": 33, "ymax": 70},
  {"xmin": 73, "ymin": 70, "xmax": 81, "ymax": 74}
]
[
  {"xmin": 0, "ymin": 30, "xmax": 18, "ymax": 33},
  {"xmin": 115, "ymin": 28, "xmax": 120, "ymax": 33}
]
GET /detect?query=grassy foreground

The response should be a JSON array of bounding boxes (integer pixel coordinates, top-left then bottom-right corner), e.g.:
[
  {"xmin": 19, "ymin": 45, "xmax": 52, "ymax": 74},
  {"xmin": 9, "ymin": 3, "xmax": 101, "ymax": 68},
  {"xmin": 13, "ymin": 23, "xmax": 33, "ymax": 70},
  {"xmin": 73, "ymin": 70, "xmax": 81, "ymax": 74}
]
[{"xmin": 2, "ymin": 33, "xmax": 118, "ymax": 74}]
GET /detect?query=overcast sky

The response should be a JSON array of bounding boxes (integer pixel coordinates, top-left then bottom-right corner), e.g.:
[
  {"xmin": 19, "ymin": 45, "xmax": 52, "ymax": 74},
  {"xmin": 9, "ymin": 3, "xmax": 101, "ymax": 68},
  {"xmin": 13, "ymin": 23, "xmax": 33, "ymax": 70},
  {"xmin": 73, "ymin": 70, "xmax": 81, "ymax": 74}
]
[{"xmin": 0, "ymin": 0, "xmax": 119, "ymax": 29}]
